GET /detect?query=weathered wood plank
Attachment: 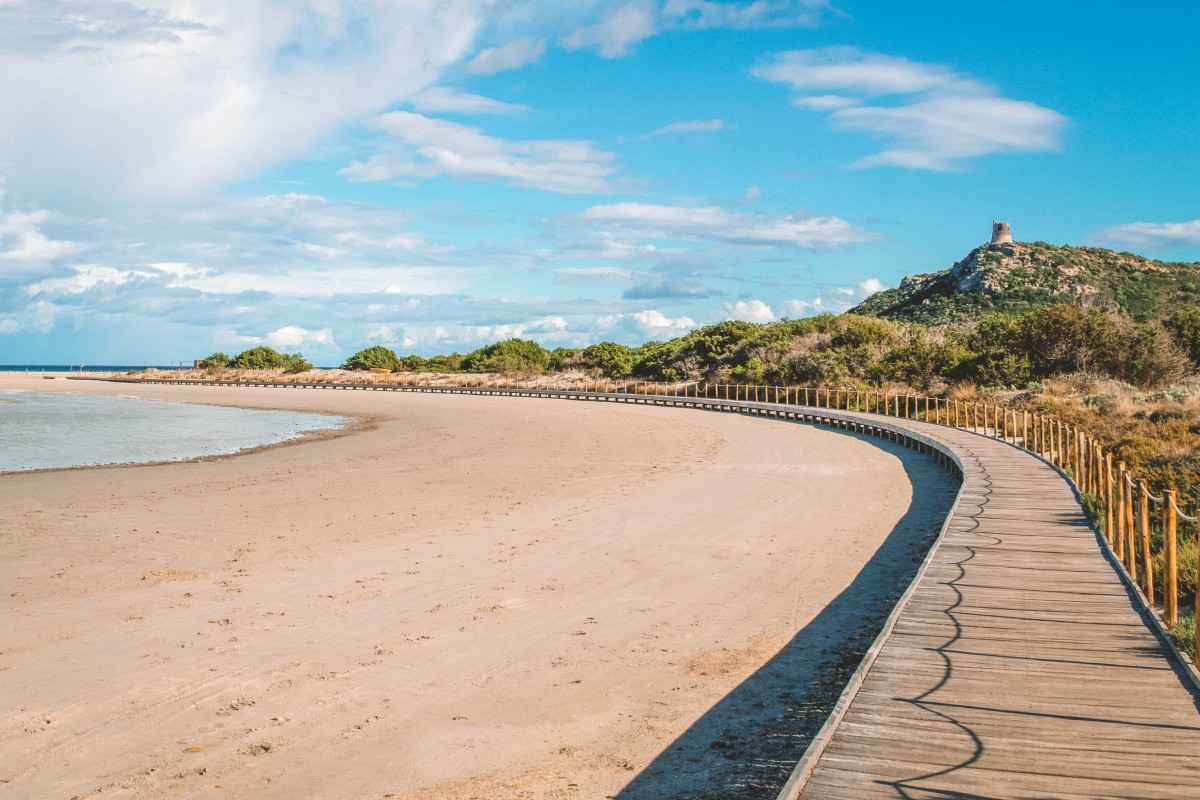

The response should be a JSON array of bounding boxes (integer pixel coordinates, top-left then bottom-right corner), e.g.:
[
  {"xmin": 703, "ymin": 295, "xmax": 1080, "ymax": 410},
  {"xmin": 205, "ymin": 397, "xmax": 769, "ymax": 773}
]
[{"xmin": 793, "ymin": 414, "xmax": 1200, "ymax": 799}]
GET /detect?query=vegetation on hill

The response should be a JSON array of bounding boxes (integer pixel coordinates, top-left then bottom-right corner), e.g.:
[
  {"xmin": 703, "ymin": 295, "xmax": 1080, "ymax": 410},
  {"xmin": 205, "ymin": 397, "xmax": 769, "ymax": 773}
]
[{"xmin": 853, "ymin": 241, "xmax": 1200, "ymax": 326}]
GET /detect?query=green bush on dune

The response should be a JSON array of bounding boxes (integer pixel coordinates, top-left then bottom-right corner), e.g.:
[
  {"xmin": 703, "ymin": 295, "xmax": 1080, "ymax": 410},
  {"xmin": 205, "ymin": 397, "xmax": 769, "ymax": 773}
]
[
  {"xmin": 228, "ymin": 346, "xmax": 310, "ymax": 373},
  {"xmin": 461, "ymin": 338, "xmax": 551, "ymax": 374},
  {"xmin": 342, "ymin": 346, "xmax": 403, "ymax": 372},
  {"xmin": 199, "ymin": 352, "xmax": 230, "ymax": 370}
]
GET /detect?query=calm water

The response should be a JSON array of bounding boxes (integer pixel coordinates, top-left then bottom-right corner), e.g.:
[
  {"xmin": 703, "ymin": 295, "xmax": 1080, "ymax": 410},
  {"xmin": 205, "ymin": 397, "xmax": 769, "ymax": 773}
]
[{"xmin": 0, "ymin": 392, "xmax": 346, "ymax": 472}]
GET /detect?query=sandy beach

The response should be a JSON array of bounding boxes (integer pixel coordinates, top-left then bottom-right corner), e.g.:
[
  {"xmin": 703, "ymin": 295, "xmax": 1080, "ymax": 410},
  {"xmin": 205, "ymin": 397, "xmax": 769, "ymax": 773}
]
[{"xmin": 0, "ymin": 375, "xmax": 956, "ymax": 799}]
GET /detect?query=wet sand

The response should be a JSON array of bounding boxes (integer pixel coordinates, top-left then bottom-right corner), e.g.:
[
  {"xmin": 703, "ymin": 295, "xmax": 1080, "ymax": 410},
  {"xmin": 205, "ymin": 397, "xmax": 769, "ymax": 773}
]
[{"xmin": 0, "ymin": 375, "xmax": 957, "ymax": 799}]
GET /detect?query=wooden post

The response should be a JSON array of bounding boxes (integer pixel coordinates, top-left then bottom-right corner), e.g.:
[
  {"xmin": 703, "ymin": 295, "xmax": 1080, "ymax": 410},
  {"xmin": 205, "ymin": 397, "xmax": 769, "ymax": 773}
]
[
  {"xmin": 1115, "ymin": 462, "xmax": 1127, "ymax": 561},
  {"xmin": 1124, "ymin": 473, "xmax": 1136, "ymax": 578},
  {"xmin": 1078, "ymin": 430, "xmax": 1085, "ymax": 485},
  {"xmin": 1104, "ymin": 453, "xmax": 1114, "ymax": 544},
  {"xmin": 1164, "ymin": 490, "xmax": 1179, "ymax": 626},
  {"xmin": 1139, "ymin": 481, "xmax": 1153, "ymax": 603}
]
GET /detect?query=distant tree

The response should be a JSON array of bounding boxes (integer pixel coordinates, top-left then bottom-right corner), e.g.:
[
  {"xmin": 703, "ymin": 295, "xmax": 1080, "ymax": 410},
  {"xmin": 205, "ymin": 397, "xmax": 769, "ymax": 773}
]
[
  {"xmin": 462, "ymin": 338, "xmax": 550, "ymax": 374},
  {"xmin": 281, "ymin": 353, "xmax": 313, "ymax": 374},
  {"xmin": 231, "ymin": 346, "xmax": 286, "ymax": 370},
  {"xmin": 343, "ymin": 346, "xmax": 403, "ymax": 372},
  {"xmin": 199, "ymin": 352, "xmax": 230, "ymax": 370},
  {"xmin": 398, "ymin": 353, "xmax": 466, "ymax": 373},
  {"xmin": 571, "ymin": 342, "xmax": 637, "ymax": 378},
  {"xmin": 631, "ymin": 340, "xmax": 685, "ymax": 380},
  {"xmin": 548, "ymin": 347, "xmax": 581, "ymax": 371}
]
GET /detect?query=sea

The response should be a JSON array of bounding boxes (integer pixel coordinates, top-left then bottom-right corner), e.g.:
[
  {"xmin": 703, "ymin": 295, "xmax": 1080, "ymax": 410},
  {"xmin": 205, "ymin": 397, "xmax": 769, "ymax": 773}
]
[{"xmin": 0, "ymin": 390, "xmax": 347, "ymax": 472}]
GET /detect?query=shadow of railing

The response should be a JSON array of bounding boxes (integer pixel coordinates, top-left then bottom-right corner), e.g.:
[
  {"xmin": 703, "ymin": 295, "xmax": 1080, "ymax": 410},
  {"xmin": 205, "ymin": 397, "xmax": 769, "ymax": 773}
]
[{"xmin": 612, "ymin": 432, "xmax": 961, "ymax": 800}]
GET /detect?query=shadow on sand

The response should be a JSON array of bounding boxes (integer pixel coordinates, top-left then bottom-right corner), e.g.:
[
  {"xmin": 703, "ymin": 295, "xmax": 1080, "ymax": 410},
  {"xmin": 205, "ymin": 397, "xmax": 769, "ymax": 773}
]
[{"xmin": 612, "ymin": 431, "xmax": 960, "ymax": 800}]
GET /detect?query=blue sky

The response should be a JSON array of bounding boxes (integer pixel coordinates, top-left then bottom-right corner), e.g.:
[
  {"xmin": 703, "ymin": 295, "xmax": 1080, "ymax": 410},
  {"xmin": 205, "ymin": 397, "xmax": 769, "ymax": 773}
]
[{"xmin": 1, "ymin": 0, "xmax": 1198, "ymax": 365}]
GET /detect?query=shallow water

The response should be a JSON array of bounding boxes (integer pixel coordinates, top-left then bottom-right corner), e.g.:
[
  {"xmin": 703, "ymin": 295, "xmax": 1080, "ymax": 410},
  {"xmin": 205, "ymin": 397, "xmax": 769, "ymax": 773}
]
[{"xmin": 0, "ymin": 391, "xmax": 346, "ymax": 472}]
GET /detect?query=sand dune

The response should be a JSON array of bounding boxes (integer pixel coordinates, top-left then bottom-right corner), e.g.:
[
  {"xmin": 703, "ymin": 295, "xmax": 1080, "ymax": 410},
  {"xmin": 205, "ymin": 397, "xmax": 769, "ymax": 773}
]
[{"xmin": 0, "ymin": 377, "xmax": 956, "ymax": 799}]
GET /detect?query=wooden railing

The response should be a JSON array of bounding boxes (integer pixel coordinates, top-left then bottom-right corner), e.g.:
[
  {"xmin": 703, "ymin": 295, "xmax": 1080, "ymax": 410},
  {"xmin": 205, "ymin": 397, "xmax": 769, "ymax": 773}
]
[
  {"xmin": 680, "ymin": 381, "xmax": 1198, "ymax": 662},
  {"xmin": 85, "ymin": 372, "xmax": 1199, "ymax": 662}
]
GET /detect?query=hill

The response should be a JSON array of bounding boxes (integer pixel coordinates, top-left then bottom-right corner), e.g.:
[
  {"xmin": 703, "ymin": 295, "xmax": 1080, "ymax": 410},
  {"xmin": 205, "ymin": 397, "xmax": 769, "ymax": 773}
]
[{"xmin": 851, "ymin": 240, "xmax": 1200, "ymax": 325}]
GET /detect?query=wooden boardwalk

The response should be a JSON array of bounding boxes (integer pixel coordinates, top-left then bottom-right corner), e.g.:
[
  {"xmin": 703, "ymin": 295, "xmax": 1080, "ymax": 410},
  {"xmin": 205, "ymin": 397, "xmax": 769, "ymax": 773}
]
[{"xmin": 786, "ymin": 414, "xmax": 1200, "ymax": 800}]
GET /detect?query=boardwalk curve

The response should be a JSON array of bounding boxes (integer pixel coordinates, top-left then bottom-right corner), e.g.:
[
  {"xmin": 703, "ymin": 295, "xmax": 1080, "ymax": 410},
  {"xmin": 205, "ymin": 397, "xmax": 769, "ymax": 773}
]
[
  {"xmin": 72, "ymin": 378, "xmax": 1200, "ymax": 797},
  {"xmin": 782, "ymin": 413, "xmax": 1200, "ymax": 800}
]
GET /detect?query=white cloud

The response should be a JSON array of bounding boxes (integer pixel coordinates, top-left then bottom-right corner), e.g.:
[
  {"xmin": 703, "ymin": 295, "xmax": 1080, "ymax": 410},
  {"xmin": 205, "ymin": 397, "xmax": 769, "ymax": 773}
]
[
  {"xmin": 365, "ymin": 325, "xmax": 415, "ymax": 348},
  {"xmin": 173, "ymin": 267, "xmax": 462, "ymax": 297},
  {"xmin": 594, "ymin": 309, "xmax": 696, "ymax": 342},
  {"xmin": 858, "ymin": 277, "xmax": 886, "ymax": 296},
  {"xmin": 792, "ymin": 94, "xmax": 858, "ymax": 110},
  {"xmin": 840, "ymin": 96, "xmax": 1066, "ymax": 170},
  {"xmin": 578, "ymin": 202, "xmax": 874, "ymax": 248},
  {"xmin": 409, "ymin": 87, "xmax": 529, "ymax": 115},
  {"xmin": 777, "ymin": 298, "xmax": 818, "ymax": 317},
  {"xmin": 470, "ymin": 316, "xmax": 569, "ymax": 341},
  {"xmin": 562, "ymin": 3, "xmax": 658, "ymax": 58},
  {"xmin": 1095, "ymin": 220, "xmax": 1200, "ymax": 253},
  {"xmin": 0, "ymin": 1, "xmax": 489, "ymax": 206},
  {"xmin": 27, "ymin": 264, "xmax": 150, "ymax": 296},
  {"xmin": 556, "ymin": 266, "xmax": 637, "ymax": 283},
  {"xmin": 0, "ymin": 206, "xmax": 80, "ymax": 264},
  {"xmin": 778, "ymin": 277, "xmax": 886, "ymax": 317},
  {"xmin": 631, "ymin": 309, "xmax": 696, "ymax": 338},
  {"xmin": 755, "ymin": 47, "xmax": 971, "ymax": 95},
  {"xmin": 464, "ymin": 37, "xmax": 546, "ymax": 75},
  {"xmin": 651, "ymin": 119, "xmax": 727, "ymax": 136},
  {"xmin": 723, "ymin": 299, "xmax": 775, "ymax": 323},
  {"xmin": 265, "ymin": 326, "xmax": 336, "ymax": 349},
  {"xmin": 0, "ymin": 299, "xmax": 62, "ymax": 334},
  {"xmin": 663, "ymin": 0, "xmax": 830, "ymax": 30},
  {"xmin": 341, "ymin": 111, "xmax": 621, "ymax": 194},
  {"xmin": 755, "ymin": 47, "xmax": 1067, "ymax": 171}
]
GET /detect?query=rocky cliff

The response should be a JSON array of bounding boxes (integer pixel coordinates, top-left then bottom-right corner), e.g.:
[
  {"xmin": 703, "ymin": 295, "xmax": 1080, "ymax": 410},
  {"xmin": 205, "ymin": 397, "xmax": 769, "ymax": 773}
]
[{"xmin": 852, "ymin": 241, "xmax": 1200, "ymax": 325}]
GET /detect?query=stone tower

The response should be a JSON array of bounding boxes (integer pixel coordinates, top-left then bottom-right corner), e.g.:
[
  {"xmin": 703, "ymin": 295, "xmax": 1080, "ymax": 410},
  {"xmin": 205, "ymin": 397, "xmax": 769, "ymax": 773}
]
[{"xmin": 990, "ymin": 220, "xmax": 1013, "ymax": 244}]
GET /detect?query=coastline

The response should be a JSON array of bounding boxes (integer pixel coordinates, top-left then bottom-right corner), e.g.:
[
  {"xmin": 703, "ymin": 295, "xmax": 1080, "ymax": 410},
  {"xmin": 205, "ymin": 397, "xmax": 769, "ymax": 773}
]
[
  {"xmin": 0, "ymin": 377, "xmax": 957, "ymax": 799},
  {"xmin": 0, "ymin": 374, "xmax": 369, "ymax": 476}
]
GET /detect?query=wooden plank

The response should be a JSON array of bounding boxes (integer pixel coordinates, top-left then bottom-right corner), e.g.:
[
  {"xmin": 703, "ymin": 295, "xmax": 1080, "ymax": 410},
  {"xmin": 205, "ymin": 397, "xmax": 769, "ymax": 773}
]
[{"xmin": 794, "ymin": 412, "xmax": 1200, "ymax": 799}]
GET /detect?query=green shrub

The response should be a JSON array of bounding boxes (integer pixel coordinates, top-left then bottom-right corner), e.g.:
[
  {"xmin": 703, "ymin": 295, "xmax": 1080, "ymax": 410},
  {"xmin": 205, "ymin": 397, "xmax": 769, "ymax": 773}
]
[
  {"xmin": 1168, "ymin": 610, "xmax": 1195, "ymax": 661},
  {"xmin": 1165, "ymin": 308, "xmax": 1200, "ymax": 365},
  {"xmin": 230, "ymin": 346, "xmax": 287, "ymax": 370},
  {"xmin": 199, "ymin": 352, "xmax": 230, "ymax": 370},
  {"xmin": 400, "ymin": 353, "xmax": 465, "ymax": 373},
  {"xmin": 282, "ymin": 353, "xmax": 312, "ymax": 374},
  {"xmin": 343, "ymin": 346, "xmax": 403, "ymax": 372},
  {"xmin": 572, "ymin": 342, "xmax": 637, "ymax": 378},
  {"xmin": 548, "ymin": 347, "xmax": 581, "ymax": 371},
  {"xmin": 462, "ymin": 338, "xmax": 550, "ymax": 374}
]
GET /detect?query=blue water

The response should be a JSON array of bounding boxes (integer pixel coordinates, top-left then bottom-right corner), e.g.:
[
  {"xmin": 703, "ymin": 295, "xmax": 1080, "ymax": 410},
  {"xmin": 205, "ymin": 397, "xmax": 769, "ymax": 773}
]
[
  {"xmin": 0, "ymin": 365, "xmax": 179, "ymax": 373},
  {"xmin": 0, "ymin": 392, "xmax": 347, "ymax": 472}
]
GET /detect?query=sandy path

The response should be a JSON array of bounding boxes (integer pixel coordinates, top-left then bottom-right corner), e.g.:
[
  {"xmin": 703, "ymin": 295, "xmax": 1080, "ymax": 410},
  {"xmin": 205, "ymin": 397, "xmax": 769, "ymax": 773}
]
[{"xmin": 0, "ymin": 377, "xmax": 956, "ymax": 799}]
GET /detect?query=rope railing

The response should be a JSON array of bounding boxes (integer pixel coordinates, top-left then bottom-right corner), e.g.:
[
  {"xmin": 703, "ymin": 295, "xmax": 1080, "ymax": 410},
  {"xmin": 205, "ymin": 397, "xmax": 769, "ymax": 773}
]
[{"xmin": 88, "ymin": 371, "xmax": 1198, "ymax": 663}]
